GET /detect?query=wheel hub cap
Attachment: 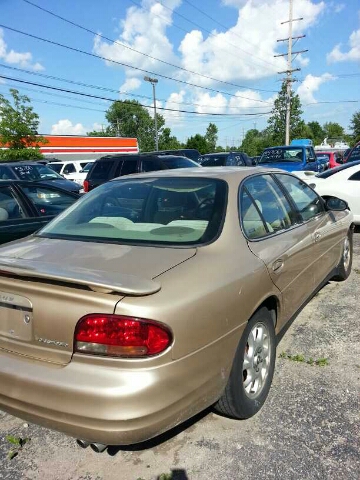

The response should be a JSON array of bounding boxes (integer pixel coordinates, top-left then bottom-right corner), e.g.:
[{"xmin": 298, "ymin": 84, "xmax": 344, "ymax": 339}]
[{"xmin": 243, "ymin": 322, "xmax": 271, "ymax": 399}]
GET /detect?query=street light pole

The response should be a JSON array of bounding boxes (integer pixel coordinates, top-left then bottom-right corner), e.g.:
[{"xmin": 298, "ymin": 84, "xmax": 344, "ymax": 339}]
[{"xmin": 144, "ymin": 76, "xmax": 158, "ymax": 150}]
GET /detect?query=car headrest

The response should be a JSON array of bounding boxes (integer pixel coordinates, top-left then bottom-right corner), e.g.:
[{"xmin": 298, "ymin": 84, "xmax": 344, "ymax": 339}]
[{"xmin": 0, "ymin": 207, "xmax": 9, "ymax": 221}]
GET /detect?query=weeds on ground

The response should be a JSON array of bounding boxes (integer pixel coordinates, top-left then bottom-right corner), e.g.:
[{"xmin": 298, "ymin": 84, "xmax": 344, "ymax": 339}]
[
  {"xmin": 353, "ymin": 268, "xmax": 360, "ymax": 275},
  {"xmin": 279, "ymin": 352, "xmax": 329, "ymax": 366},
  {"xmin": 6, "ymin": 435, "xmax": 30, "ymax": 459}
]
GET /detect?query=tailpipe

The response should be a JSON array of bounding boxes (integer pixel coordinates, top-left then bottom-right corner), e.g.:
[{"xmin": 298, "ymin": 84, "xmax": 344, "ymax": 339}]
[
  {"xmin": 90, "ymin": 443, "xmax": 108, "ymax": 453},
  {"xmin": 76, "ymin": 439, "xmax": 90, "ymax": 449}
]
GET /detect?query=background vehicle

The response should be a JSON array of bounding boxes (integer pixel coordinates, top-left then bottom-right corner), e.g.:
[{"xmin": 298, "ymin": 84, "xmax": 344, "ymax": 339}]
[
  {"xmin": 0, "ymin": 168, "xmax": 352, "ymax": 449},
  {"xmin": 316, "ymin": 151, "xmax": 344, "ymax": 169},
  {"xmin": 305, "ymin": 160, "xmax": 360, "ymax": 224},
  {"xmin": 199, "ymin": 151, "xmax": 254, "ymax": 167},
  {"xmin": 0, "ymin": 180, "xmax": 79, "ymax": 244},
  {"xmin": 344, "ymin": 142, "xmax": 360, "ymax": 163},
  {"xmin": 0, "ymin": 162, "xmax": 82, "ymax": 193},
  {"xmin": 84, "ymin": 154, "xmax": 200, "ymax": 192},
  {"xmin": 62, "ymin": 162, "xmax": 94, "ymax": 187},
  {"xmin": 47, "ymin": 160, "xmax": 94, "ymax": 180},
  {"xmin": 258, "ymin": 145, "xmax": 323, "ymax": 172},
  {"xmin": 141, "ymin": 149, "xmax": 201, "ymax": 162}
]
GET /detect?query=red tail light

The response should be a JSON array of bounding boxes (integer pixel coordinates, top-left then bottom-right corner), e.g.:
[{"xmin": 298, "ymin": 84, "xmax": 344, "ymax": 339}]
[
  {"xmin": 74, "ymin": 314, "xmax": 172, "ymax": 357},
  {"xmin": 83, "ymin": 180, "xmax": 89, "ymax": 192}
]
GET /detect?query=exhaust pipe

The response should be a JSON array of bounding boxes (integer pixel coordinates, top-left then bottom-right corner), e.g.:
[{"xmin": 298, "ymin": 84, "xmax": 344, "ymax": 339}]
[
  {"xmin": 90, "ymin": 443, "xmax": 108, "ymax": 453},
  {"xmin": 76, "ymin": 439, "xmax": 90, "ymax": 449}
]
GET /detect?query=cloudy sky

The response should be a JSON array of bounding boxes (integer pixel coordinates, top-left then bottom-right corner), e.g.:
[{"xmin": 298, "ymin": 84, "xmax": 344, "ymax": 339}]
[{"xmin": 0, "ymin": 0, "xmax": 359, "ymax": 147}]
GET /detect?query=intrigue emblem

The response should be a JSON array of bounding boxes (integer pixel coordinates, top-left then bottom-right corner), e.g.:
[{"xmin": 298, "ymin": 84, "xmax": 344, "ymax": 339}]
[{"xmin": 36, "ymin": 337, "xmax": 69, "ymax": 348}]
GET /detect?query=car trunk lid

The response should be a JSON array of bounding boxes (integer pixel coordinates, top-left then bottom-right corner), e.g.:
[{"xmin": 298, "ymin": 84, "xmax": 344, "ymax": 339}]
[{"xmin": 0, "ymin": 237, "xmax": 196, "ymax": 364}]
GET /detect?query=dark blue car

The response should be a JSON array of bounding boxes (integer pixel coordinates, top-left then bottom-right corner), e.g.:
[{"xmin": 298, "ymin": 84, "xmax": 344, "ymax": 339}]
[{"xmin": 0, "ymin": 162, "xmax": 82, "ymax": 193}]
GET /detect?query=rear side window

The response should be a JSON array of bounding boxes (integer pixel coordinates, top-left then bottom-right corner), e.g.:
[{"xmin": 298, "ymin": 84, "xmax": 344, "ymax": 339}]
[
  {"xmin": 240, "ymin": 190, "xmax": 268, "ymax": 239},
  {"xmin": 349, "ymin": 171, "xmax": 360, "ymax": 181},
  {"xmin": 161, "ymin": 157, "xmax": 199, "ymax": 169},
  {"xmin": 347, "ymin": 144, "xmax": 360, "ymax": 162},
  {"xmin": 275, "ymin": 174, "xmax": 324, "ymax": 221},
  {"xmin": 0, "ymin": 165, "xmax": 16, "ymax": 180},
  {"xmin": 242, "ymin": 175, "xmax": 296, "ymax": 235},
  {"xmin": 120, "ymin": 160, "xmax": 138, "ymax": 176},
  {"xmin": 48, "ymin": 164, "xmax": 63, "ymax": 174},
  {"xmin": 89, "ymin": 161, "xmax": 114, "ymax": 180},
  {"xmin": 21, "ymin": 185, "xmax": 77, "ymax": 216},
  {"xmin": 141, "ymin": 159, "xmax": 162, "ymax": 172},
  {"xmin": 63, "ymin": 163, "xmax": 76, "ymax": 174},
  {"xmin": 228, "ymin": 154, "xmax": 245, "ymax": 166},
  {"xmin": 200, "ymin": 155, "xmax": 227, "ymax": 166}
]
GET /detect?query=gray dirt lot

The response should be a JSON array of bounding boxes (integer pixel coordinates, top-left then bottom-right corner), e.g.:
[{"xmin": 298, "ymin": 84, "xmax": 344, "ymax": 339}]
[{"xmin": 1, "ymin": 234, "xmax": 359, "ymax": 480}]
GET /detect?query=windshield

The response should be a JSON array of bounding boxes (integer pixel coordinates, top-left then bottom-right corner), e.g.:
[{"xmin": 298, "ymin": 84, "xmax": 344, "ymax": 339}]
[
  {"xmin": 11, "ymin": 164, "xmax": 64, "ymax": 181},
  {"xmin": 258, "ymin": 148, "xmax": 304, "ymax": 164},
  {"xmin": 316, "ymin": 160, "xmax": 360, "ymax": 179},
  {"xmin": 161, "ymin": 157, "xmax": 200, "ymax": 169},
  {"xmin": 39, "ymin": 177, "xmax": 227, "ymax": 245}
]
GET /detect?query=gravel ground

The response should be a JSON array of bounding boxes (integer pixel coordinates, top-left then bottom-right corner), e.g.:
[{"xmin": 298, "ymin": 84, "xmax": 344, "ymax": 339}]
[{"xmin": 1, "ymin": 234, "xmax": 359, "ymax": 480}]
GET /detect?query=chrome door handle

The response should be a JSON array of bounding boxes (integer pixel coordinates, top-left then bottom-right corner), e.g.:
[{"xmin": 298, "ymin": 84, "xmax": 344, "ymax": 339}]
[{"xmin": 272, "ymin": 259, "xmax": 284, "ymax": 272}]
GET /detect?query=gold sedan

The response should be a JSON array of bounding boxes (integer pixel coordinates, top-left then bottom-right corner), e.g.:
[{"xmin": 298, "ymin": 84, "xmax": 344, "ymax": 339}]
[{"xmin": 0, "ymin": 167, "xmax": 353, "ymax": 451}]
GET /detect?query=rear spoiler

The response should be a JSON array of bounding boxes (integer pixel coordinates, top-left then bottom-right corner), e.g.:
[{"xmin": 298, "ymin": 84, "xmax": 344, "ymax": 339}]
[{"xmin": 0, "ymin": 257, "xmax": 160, "ymax": 295}]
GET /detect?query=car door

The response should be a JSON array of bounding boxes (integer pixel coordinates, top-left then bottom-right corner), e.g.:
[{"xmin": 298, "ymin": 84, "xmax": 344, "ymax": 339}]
[
  {"xmin": 240, "ymin": 174, "xmax": 316, "ymax": 325},
  {"xmin": 0, "ymin": 185, "xmax": 46, "ymax": 244},
  {"xmin": 274, "ymin": 173, "xmax": 344, "ymax": 289}
]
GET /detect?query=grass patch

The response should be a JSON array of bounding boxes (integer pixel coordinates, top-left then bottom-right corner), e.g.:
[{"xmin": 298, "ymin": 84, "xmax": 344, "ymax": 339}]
[
  {"xmin": 279, "ymin": 352, "xmax": 329, "ymax": 366},
  {"xmin": 6, "ymin": 435, "xmax": 30, "ymax": 460}
]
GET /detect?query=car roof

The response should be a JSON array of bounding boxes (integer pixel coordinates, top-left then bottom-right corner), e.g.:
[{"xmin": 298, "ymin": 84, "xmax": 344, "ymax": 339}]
[{"xmin": 109, "ymin": 166, "xmax": 284, "ymax": 183}]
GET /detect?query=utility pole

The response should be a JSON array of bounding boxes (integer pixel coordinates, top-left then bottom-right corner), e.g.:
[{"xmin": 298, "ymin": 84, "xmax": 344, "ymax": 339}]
[{"xmin": 275, "ymin": 0, "xmax": 307, "ymax": 145}]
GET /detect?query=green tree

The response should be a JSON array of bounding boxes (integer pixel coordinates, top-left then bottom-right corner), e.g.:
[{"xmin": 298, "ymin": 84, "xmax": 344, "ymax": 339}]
[
  {"xmin": 267, "ymin": 81, "xmax": 304, "ymax": 144},
  {"xmin": 104, "ymin": 100, "xmax": 165, "ymax": 151},
  {"xmin": 204, "ymin": 123, "xmax": 218, "ymax": 152},
  {"xmin": 0, "ymin": 88, "xmax": 45, "ymax": 160},
  {"xmin": 349, "ymin": 111, "xmax": 360, "ymax": 143},
  {"xmin": 307, "ymin": 121, "xmax": 325, "ymax": 145},
  {"xmin": 185, "ymin": 134, "xmax": 208, "ymax": 154},
  {"xmin": 158, "ymin": 127, "xmax": 181, "ymax": 150},
  {"xmin": 241, "ymin": 129, "xmax": 274, "ymax": 156},
  {"xmin": 323, "ymin": 122, "xmax": 344, "ymax": 139}
]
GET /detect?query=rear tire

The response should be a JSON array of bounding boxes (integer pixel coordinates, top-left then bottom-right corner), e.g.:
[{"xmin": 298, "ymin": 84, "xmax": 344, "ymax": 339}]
[
  {"xmin": 333, "ymin": 229, "xmax": 353, "ymax": 281},
  {"xmin": 214, "ymin": 307, "xmax": 276, "ymax": 419}
]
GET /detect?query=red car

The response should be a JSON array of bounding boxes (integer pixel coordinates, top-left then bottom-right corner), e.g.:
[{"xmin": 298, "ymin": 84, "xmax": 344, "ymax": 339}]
[{"xmin": 316, "ymin": 151, "xmax": 344, "ymax": 169}]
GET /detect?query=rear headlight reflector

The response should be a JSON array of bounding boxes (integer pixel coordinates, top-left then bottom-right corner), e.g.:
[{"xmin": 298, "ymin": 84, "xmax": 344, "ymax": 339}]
[{"xmin": 74, "ymin": 314, "xmax": 172, "ymax": 357}]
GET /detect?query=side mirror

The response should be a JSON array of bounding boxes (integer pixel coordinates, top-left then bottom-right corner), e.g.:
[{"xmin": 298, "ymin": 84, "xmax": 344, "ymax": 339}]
[{"xmin": 324, "ymin": 196, "xmax": 349, "ymax": 211}]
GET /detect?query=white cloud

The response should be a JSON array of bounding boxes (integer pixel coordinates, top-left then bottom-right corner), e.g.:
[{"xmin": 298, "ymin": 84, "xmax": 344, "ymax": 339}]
[
  {"xmin": 297, "ymin": 54, "xmax": 310, "ymax": 67},
  {"xmin": 51, "ymin": 120, "xmax": 87, "ymax": 135},
  {"xmin": 0, "ymin": 28, "xmax": 44, "ymax": 71},
  {"xmin": 296, "ymin": 73, "xmax": 335, "ymax": 104},
  {"xmin": 327, "ymin": 28, "xmax": 360, "ymax": 63},
  {"xmin": 93, "ymin": 1, "xmax": 324, "ymax": 88},
  {"xmin": 334, "ymin": 3, "xmax": 345, "ymax": 13},
  {"xmin": 119, "ymin": 78, "xmax": 141, "ymax": 94}
]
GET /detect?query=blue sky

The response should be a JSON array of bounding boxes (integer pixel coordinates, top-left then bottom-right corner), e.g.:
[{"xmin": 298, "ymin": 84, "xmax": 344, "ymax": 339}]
[{"xmin": 0, "ymin": 0, "xmax": 359, "ymax": 148}]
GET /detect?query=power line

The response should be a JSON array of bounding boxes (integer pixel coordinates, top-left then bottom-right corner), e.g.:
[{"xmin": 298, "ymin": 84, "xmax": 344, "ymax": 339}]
[
  {"xmin": 0, "ymin": 74, "xmax": 272, "ymax": 116},
  {"xmin": 0, "ymin": 63, "xmax": 271, "ymax": 110},
  {"xmin": 0, "ymin": 24, "xmax": 273, "ymax": 105},
  {"xmin": 21, "ymin": 0, "xmax": 277, "ymax": 94}
]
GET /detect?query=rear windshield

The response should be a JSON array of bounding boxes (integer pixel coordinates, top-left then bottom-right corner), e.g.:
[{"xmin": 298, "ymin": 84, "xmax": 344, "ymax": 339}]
[
  {"xmin": 10, "ymin": 164, "xmax": 63, "ymax": 180},
  {"xmin": 258, "ymin": 148, "xmax": 303, "ymax": 164},
  {"xmin": 161, "ymin": 157, "xmax": 200, "ymax": 169},
  {"xmin": 39, "ymin": 177, "xmax": 227, "ymax": 246},
  {"xmin": 316, "ymin": 153, "xmax": 330, "ymax": 161}
]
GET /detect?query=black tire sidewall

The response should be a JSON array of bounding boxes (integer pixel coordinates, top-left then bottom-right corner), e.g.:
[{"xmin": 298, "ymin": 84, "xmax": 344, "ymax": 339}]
[
  {"xmin": 335, "ymin": 229, "xmax": 353, "ymax": 281},
  {"xmin": 227, "ymin": 307, "xmax": 276, "ymax": 419}
]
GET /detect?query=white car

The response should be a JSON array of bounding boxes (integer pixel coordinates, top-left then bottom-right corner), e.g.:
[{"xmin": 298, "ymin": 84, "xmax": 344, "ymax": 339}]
[
  {"xmin": 299, "ymin": 161, "xmax": 360, "ymax": 224},
  {"xmin": 47, "ymin": 160, "xmax": 94, "ymax": 182},
  {"xmin": 65, "ymin": 161, "xmax": 94, "ymax": 186}
]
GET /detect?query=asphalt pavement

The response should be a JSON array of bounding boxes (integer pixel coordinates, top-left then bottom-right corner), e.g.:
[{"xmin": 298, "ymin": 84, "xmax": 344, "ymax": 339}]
[{"xmin": 1, "ymin": 234, "xmax": 359, "ymax": 480}]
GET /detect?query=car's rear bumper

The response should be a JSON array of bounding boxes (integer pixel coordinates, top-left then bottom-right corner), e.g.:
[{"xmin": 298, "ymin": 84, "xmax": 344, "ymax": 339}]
[{"xmin": 0, "ymin": 330, "xmax": 241, "ymax": 445}]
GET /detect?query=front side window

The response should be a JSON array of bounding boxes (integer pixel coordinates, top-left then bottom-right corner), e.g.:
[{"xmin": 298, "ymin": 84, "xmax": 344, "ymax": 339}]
[
  {"xmin": 47, "ymin": 164, "xmax": 63, "ymax": 174},
  {"xmin": 120, "ymin": 160, "xmax": 138, "ymax": 176},
  {"xmin": 89, "ymin": 161, "xmax": 114, "ymax": 180},
  {"xmin": 63, "ymin": 163, "xmax": 76, "ymax": 174},
  {"xmin": 161, "ymin": 157, "xmax": 199, "ymax": 169},
  {"xmin": 275, "ymin": 174, "xmax": 324, "ymax": 221},
  {"xmin": 349, "ymin": 171, "xmax": 360, "ymax": 181},
  {"xmin": 0, "ymin": 186, "xmax": 25, "ymax": 220},
  {"xmin": 242, "ymin": 175, "xmax": 296, "ymax": 234},
  {"xmin": 21, "ymin": 185, "xmax": 77, "ymax": 216},
  {"xmin": 39, "ymin": 177, "xmax": 227, "ymax": 246},
  {"xmin": 141, "ymin": 159, "xmax": 161, "ymax": 172},
  {"xmin": 200, "ymin": 155, "xmax": 227, "ymax": 166}
]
